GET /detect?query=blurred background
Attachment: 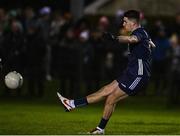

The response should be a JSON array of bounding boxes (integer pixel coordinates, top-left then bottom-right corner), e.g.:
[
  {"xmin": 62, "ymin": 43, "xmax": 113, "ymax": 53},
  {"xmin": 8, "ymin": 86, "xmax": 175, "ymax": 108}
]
[{"xmin": 0, "ymin": 0, "xmax": 180, "ymax": 134}]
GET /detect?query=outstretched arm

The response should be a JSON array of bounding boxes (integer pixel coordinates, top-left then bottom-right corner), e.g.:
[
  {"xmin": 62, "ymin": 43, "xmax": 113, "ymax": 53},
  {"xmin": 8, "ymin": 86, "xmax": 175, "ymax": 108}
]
[
  {"xmin": 116, "ymin": 35, "xmax": 139, "ymax": 43},
  {"xmin": 102, "ymin": 32, "xmax": 139, "ymax": 44},
  {"xmin": 102, "ymin": 31, "xmax": 156, "ymax": 48},
  {"xmin": 117, "ymin": 35, "xmax": 156, "ymax": 48}
]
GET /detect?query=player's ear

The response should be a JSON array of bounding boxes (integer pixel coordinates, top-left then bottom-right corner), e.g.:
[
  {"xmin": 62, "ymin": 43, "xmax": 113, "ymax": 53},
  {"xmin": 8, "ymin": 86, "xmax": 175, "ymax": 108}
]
[{"xmin": 131, "ymin": 21, "xmax": 136, "ymax": 26}]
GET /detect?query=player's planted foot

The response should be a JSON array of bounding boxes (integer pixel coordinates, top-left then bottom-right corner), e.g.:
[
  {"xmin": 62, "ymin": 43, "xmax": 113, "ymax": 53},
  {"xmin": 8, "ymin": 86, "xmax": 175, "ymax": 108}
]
[
  {"xmin": 88, "ymin": 127, "xmax": 105, "ymax": 135},
  {"xmin": 57, "ymin": 92, "xmax": 75, "ymax": 111}
]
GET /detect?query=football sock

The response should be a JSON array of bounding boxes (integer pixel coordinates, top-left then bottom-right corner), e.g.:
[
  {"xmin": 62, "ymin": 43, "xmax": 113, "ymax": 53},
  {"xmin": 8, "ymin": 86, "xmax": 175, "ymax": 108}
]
[
  {"xmin": 74, "ymin": 97, "xmax": 88, "ymax": 107},
  {"xmin": 69, "ymin": 100, "xmax": 75, "ymax": 108},
  {"xmin": 98, "ymin": 118, "xmax": 109, "ymax": 129}
]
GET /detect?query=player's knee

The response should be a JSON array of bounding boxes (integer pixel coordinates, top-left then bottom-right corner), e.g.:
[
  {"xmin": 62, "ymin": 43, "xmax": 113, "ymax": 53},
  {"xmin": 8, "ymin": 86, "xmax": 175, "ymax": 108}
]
[
  {"xmin": 105, "ymin": 94, "xmax": 116, "ymax": 105},
  {"xmin": 102, "ymin": 85, "xmax": 113, "ymax": 97}
]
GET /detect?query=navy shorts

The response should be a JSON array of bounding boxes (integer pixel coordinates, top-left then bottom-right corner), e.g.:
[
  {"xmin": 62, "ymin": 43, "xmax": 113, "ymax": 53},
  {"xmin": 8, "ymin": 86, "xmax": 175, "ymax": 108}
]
[{"xmin": 116, "ymin": 72, "xmax": 149, "ymax": 96}]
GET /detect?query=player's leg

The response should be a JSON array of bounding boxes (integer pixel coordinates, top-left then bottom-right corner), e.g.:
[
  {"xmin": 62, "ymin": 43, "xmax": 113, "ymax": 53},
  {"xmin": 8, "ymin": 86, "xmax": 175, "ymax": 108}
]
[
  {"xmin": 89, "ymin": 85, "xmax": 128, "ymax": 134},
  {"xmin": 86, "ymin": 80, "xmax": 120, "ymax": 103},
  {"xmin": 103, "ymin": 87, "xmax": 128, "ymax": 119},
  {"xmin": 57, "ymin": 80, "xmax": 119, "ymax": 111}
]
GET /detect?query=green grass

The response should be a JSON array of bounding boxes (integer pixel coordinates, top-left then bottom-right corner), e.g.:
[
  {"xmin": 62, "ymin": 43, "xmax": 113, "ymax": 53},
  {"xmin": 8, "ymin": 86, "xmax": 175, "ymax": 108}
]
[{"xmin": 0, "ymin": 96, "xmax": 180, "ymax": 135}]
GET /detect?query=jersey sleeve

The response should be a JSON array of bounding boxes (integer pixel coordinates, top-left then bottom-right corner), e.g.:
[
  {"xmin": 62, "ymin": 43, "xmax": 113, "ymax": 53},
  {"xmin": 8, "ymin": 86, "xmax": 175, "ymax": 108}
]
[{"xmin": 131, "ymin": 29, "xmax": 144, "ymax": 42}]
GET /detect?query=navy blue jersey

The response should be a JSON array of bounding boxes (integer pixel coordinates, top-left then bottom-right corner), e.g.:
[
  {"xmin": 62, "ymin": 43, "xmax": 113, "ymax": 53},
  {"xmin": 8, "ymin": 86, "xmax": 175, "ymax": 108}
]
[{"xmin": 126, "ymin": 27, "xmax": 152, "ymax": 77}]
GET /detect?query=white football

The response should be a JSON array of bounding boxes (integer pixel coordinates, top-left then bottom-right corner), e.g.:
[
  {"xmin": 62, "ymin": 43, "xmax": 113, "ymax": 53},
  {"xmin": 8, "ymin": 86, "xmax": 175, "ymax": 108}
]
[{"xmin": 5, "ymin": 71, "xmax": 23, "ymax": 89}]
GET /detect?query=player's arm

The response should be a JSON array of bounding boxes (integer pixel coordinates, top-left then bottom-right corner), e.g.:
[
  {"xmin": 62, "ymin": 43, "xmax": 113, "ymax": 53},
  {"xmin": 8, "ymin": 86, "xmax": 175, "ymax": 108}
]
[
  {"xmin": 102, "ymin": 32, "xmax": 139, "ymax": 44},
  {"xmin": 116, "ymin": 35, "xmax": 139, "ymax": 44}
]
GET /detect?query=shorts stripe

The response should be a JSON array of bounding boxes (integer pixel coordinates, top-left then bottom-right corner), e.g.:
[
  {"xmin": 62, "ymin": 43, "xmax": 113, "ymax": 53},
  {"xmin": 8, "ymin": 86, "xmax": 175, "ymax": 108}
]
[
  {"xmin": 138, "ymin": 59, "xmax": 143, "ymax": 75},
  {"xmin": 129, "ymin": 77, "xmax": 142, "ymax": 90}
]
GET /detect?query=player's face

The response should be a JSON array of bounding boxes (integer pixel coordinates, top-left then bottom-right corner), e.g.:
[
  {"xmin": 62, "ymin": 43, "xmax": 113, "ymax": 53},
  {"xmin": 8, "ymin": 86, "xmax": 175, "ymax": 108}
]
[{"xmin": 123, "ymin": 17, "xmax": 134, "ymax": 32}]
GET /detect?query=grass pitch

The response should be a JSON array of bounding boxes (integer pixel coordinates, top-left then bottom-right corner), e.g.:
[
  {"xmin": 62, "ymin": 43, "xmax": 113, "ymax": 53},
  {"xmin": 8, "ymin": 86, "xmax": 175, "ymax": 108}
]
[{"xmin": 0, "ymin": 95, "xmax": 180, "ymax": 135}]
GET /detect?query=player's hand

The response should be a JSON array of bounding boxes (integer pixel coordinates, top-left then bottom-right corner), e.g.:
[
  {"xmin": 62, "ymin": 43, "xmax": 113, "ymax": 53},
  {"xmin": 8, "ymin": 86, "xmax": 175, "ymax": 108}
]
[{"xmin": 102, "ymin": 32, "xmax": 117, "ymax": 42}]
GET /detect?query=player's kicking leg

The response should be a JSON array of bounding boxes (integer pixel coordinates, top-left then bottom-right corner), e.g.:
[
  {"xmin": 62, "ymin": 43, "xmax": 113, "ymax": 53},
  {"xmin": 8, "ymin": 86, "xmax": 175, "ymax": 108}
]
[
  {"xmin": 57, "ymin": 80, "xmax": 119, "ymax": 111},
  {"xmin": 57, "ymin": 80, "xmax": 128, "ymax": 134}
]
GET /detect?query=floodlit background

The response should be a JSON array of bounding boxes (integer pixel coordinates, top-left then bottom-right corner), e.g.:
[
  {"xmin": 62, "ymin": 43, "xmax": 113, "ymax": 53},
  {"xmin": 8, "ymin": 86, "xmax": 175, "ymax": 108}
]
[{"xmin": 0, "ymin": 0, "xmax": 180, "ymax": 134}]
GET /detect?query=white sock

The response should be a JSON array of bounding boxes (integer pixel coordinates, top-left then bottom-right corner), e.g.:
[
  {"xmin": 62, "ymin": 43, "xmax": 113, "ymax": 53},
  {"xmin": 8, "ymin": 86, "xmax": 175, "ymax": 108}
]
[
  {"xmin": 69, "ymin": 100, "xmax": 75, "ymax": 108},
  {"xmin": 97, "ymin": 127, "xmax": 104, "ymax": 131}
]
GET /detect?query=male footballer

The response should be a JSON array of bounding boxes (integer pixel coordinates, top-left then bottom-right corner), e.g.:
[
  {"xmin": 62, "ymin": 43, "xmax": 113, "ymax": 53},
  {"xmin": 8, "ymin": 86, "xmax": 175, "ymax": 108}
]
[{"xmin": 57, "ymin": 10, "xmax": 155, "ymax": 134}]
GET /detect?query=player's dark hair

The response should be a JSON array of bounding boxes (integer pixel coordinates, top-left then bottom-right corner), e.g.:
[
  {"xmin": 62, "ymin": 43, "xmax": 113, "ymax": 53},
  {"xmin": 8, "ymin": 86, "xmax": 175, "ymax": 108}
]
[{"xmin": 124, "ymin": 10, "xmax": 140, "ymax": 23}]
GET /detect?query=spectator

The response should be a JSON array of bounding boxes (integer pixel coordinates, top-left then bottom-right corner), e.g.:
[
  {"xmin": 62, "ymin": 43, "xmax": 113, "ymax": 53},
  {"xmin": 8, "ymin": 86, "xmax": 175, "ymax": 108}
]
[
  {"xmin": 167, "ymin": 34, "xmax": 180, "ymax": 105},
  {"xmin": 152, "ymin": 27, "xmax": 171, "ymax": 96},
  {"xmin": 25, "ymin": 22, "xmax": 46, "ymax": 97},
  {"xmin": 2, "ymin": 19, "xmax": 25, "ymax": 96},
  {"xmin": 79, "ymin": 30, "xmax": 94, "ymax": 93}
]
